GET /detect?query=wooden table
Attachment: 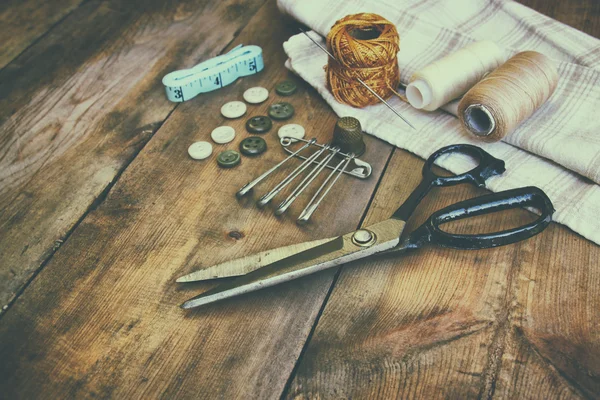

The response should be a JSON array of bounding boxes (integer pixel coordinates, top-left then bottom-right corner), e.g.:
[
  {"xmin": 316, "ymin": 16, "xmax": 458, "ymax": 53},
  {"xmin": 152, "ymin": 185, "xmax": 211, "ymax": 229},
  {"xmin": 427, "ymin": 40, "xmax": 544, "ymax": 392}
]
[{"xmin": 1, "ymin": 0, "xmax": 598, "ymax": 398}]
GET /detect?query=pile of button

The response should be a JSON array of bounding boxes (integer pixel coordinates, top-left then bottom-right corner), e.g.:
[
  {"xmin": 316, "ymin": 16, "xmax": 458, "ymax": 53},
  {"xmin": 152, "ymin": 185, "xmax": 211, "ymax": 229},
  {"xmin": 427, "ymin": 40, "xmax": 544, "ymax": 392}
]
[{"xmin": 187, "ymin": 80, "xmax": 307, "ymax": 169}]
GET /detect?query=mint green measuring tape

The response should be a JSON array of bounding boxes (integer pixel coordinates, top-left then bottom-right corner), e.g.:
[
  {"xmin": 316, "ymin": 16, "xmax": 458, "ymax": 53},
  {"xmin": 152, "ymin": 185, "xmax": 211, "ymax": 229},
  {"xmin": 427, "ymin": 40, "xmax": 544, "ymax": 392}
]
[{"xmin": 162, "ymin": 44, "xmax": 264, "ymax": 102}]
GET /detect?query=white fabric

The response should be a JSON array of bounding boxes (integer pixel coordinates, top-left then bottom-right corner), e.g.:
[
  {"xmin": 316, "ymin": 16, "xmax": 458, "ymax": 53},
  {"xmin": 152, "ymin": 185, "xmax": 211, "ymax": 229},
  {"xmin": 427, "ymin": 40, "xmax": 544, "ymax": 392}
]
[{"xmin": 278, "ymin": 0, "xmax": 600, "ymax": 245}]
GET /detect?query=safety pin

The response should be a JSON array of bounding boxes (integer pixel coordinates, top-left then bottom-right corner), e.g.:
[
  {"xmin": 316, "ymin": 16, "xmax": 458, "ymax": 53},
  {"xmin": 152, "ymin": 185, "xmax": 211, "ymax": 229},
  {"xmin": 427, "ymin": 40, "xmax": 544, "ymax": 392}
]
[
  {"xmin": 275, "ymin": 147, "xmax": 340, "ymax": 215},
  {"xmin": 280, "ymin": 137, "xmax": 371, "ymax": 179},
  {"xmin": 257, "ymin": 144, "xmax": 329, "ymax": 207},
  {"xmin": 237, "ymin": 138, "xmax": 317, "ymax": 197},
  {"xmin": 297, "ymin": 153, "xmax": 355, "ymax": 224},
  {"xmin": 235, "ymin": 138, "xmax": 367, "ymax": 223}
]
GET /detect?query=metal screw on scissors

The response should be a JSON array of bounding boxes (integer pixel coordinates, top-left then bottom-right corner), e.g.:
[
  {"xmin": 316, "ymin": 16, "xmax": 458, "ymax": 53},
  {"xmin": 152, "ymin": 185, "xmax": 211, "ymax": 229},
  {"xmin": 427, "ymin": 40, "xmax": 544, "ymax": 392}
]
[{"xmin": 177, "ymin": 144, "xmax": 554, "ymax": 309}]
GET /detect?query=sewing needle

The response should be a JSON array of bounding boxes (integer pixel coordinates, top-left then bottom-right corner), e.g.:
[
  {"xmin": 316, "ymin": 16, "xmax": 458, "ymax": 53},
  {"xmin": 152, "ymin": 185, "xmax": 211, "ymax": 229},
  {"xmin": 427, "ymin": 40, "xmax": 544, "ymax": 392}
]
[{"xmin": 299, "ymin": 28, "xmax": 416, "ymax": 130}]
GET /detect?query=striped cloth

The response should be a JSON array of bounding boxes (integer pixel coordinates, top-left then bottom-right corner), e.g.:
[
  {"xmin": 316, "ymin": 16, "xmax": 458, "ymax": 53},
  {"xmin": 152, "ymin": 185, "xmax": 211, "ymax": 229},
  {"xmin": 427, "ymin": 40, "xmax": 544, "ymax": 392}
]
[{"xmin": 278, "ymin": 0, "xmax": 600, "ymax": 245}]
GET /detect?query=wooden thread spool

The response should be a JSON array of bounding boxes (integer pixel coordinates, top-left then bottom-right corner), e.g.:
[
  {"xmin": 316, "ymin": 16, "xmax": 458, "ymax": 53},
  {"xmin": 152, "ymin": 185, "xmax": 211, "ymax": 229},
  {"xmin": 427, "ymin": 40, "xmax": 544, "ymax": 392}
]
[
  {"xmin": 406, "ymin": 41, "xmax": 506, "ymax": 111},
  {"xmin": 458, "ymin": 51, "xmax": 559, "ymax": 142},
  {"xmin": 326, "ymin": 13, "xmax": 400, "ymax": 108}
]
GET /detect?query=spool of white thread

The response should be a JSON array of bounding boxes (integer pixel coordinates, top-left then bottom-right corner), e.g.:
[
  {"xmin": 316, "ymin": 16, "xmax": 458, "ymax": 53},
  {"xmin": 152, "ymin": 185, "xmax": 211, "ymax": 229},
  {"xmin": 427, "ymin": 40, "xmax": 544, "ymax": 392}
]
[{"xmin": 406, "ymin": 41, "xmax": 506, "ymax": 112}]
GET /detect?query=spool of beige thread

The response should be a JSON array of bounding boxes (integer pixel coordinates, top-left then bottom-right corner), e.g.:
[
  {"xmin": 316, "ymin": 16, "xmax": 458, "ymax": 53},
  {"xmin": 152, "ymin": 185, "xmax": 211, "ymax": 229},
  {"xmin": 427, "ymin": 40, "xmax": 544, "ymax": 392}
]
[
  {"xmin": 458, "ymin": 51, "xmax": 559, "ymax": 142},
  {"xmin": 406, "ymin": 41, "xmax": 506, "ymax": 112}
]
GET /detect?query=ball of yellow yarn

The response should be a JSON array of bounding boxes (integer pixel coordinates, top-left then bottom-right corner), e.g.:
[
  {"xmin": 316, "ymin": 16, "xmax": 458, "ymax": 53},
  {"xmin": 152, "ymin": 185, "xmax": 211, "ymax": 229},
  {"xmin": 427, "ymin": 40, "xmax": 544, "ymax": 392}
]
[{"xmin": 326, "ymin": 13, "xmax": 401, "ymax": 108}]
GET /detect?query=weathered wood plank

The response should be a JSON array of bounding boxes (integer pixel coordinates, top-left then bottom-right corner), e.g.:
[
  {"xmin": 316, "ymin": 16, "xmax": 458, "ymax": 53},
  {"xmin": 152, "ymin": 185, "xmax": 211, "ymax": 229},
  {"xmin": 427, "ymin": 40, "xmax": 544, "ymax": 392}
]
[
  {"xmin": 283, "ymin": 152, "xmax": 524, "ymax": 398},
  {"xmin": 0, "ymin": 0, "xmax": 267, "ymax": 310},
  {"xmin": 285, "ymin": 149, "xmax": 597, "ymax": 399},
  {"xmin": 500, "ymin": 229, "xmax": 600, "ymax": 398},
  {"xmin": 283, "ymin": 3, "xmax": 600, "ymax": 398},
  {"xmin": 2, "ymin": 0, "xmax": 598, "ymax": 398},
  {"xmin": 0, "ymin": 1, "xmax": 396, "ymax": 398},
  {"xmin": 0, "ymin": 0, "xmax": 86, "ymax": 69},
  {"xmin": 493, "ymin": 328, "xmax": 593, "ymax": 399}
]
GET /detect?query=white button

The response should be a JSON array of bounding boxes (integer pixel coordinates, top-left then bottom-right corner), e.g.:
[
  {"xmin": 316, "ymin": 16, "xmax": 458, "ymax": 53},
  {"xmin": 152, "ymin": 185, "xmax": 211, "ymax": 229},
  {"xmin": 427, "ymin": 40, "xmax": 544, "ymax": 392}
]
[
  {"xmin": 221, "ymin": 101, "xmax": 247, "ymax": 119},
  {"xmin": 188, "ymin": 141, "xmax": 213, "ymax": 160},
  {"xmin": 243, "ymin": 87, "xmax": 269, "ymax": 104},
  {"xmin": 211, "ymin": 126, "xmax": 236, "ymax": 144},
  {"xmin": 278, "ymin": 124, "xmax": 306, "ymax": 141}
]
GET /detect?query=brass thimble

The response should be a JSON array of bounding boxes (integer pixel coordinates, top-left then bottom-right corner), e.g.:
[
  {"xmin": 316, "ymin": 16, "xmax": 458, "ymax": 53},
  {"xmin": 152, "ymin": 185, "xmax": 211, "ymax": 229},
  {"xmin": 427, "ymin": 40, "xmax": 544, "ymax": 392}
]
[{"xmin": 332, "ymin": 117, "xmax": 366, "ymax": 157}]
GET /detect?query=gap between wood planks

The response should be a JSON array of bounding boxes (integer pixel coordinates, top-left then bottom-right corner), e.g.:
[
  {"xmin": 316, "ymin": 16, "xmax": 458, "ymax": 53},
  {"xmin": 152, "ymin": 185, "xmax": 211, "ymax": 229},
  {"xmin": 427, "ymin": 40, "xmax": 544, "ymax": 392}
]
[
  {"xmin": 277, "ymin": 146, "xmax": 512, "ymax": 400},
  {"xmin": 0, "ymin": 118, "xmax": 161, "ymax": 319},
  {"xmin": 276, "ymin": 146, "xmax": 596, "ymax": 398},
  {"xmin": 3, "ymin": 1, "xmax": 598, "ymax": 397},
  {"xmin": 0, "ymin": 1, "xmax": 398, "ymax": 395},
  {"xmin": 0, "ymin": 0, "xmax": 89, "ymax": 70},
  {"xmin": 279, "ymin": 145, "xmax": 398, "ymax": 400},
  {"xmin": 0, "ymin": 4, "xmax": 257, "ymax": 319}
]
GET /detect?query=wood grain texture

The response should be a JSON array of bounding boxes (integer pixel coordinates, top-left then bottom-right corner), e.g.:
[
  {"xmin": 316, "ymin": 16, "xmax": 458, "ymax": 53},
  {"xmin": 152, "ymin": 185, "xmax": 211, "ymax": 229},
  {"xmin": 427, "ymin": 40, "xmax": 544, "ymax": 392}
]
[
  {"xmin": 285, "ymin": 152, "xmax": 598, "ymax": 399},
  {"xmin": 285, "ymin": 2, "xmax": 600, "ymax": 398},
  {"xmin": 0, "ymin": 0, "xmax": 86, "ymax": 69},
  {"xmin": 0, "ymin": 1, "xmax": 395, "ymax": 398},
  {"xmin": 0, "ymin": 0, "xmax": 267, "ymax": 311},
  {"xmin": 0, "ymin": 0, "xmax": 598, "ymax": 398}
]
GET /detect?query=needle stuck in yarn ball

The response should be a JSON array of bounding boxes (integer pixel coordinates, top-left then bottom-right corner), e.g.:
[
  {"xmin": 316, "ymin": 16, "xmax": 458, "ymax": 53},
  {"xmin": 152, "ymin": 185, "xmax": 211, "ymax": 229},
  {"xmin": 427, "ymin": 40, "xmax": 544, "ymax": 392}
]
[{"xmin": 326, "ymin": 13, "xmax": 401, "ymax": 108}]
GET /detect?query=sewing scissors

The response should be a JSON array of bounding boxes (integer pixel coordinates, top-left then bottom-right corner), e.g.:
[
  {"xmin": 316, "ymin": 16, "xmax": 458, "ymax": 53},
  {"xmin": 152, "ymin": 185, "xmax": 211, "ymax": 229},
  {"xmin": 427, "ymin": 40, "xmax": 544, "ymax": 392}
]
[{"xmin": 178, "ymin": 144, "xmax": 554, "ymax": 309}]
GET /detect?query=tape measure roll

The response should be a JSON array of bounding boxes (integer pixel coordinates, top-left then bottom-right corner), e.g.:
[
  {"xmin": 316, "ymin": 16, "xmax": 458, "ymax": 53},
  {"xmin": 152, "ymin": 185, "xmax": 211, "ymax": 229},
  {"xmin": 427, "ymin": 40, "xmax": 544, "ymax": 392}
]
[{"xmin": 162, "ymin": 44, "xmax": 264, "ymax": 102}]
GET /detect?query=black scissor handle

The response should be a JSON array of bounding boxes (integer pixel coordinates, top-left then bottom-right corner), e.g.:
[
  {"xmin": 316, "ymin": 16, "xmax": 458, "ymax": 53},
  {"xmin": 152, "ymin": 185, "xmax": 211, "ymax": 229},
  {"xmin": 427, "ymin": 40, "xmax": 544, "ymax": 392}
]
[
  {"xmin": 406, "ymin": 186, "xmax": 554, "ymax": 250},
  {"xmin": 424, "ymin": 144, "xmax": 506, "ymax": 188},
  {"xmin": 392, "ymin": 144, "xmax": 505, "ymax": 221}
]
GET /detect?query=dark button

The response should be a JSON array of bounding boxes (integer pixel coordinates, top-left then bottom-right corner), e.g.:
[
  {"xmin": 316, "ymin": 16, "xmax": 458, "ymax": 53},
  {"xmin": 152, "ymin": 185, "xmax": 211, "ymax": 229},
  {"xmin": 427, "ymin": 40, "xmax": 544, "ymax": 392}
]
[
  {"xmin": 245, "ymin": 115, "xmax": 272, "ymax": 134},
  {"xmin": 275, "ymin": 80, "xmax": 298, "ymax": 96},
  {"xmin": 216, "ymin": 150, "xmax": 241, "ymax": 168},
  {"xmin": 268, "ymin": 102, "xmax": 295, "ymax": 120},
  {"xmin": 239, "ymin": 136, "xmax": 267, "ymax": 156}
]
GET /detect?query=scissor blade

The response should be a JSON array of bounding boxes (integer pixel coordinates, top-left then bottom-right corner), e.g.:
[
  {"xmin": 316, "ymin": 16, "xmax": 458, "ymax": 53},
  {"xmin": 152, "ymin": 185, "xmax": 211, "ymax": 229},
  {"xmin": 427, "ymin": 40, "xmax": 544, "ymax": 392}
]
[
  {"xmin": 181, "ymin": 219, "xmax": 405, "ymax": 309},
  {"xmin": 176, "ymin": 237, "xmax": 334, "ymax": 282}
]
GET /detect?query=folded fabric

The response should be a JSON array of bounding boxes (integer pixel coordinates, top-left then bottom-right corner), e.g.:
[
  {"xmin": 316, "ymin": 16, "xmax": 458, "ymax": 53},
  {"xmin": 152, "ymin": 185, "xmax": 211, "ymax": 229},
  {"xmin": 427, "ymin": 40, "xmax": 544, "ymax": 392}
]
[{"xmin": 278, "ymin": 0, "xmax": 600, "ymax": 245}]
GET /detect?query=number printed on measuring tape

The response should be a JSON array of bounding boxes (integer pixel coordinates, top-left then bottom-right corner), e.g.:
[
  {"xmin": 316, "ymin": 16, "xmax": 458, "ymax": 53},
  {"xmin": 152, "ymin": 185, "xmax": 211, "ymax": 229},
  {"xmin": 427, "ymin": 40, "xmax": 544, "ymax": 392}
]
[{"xmin": 162, "ymin": 44, "xmax": 264, "ymax": 102}]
